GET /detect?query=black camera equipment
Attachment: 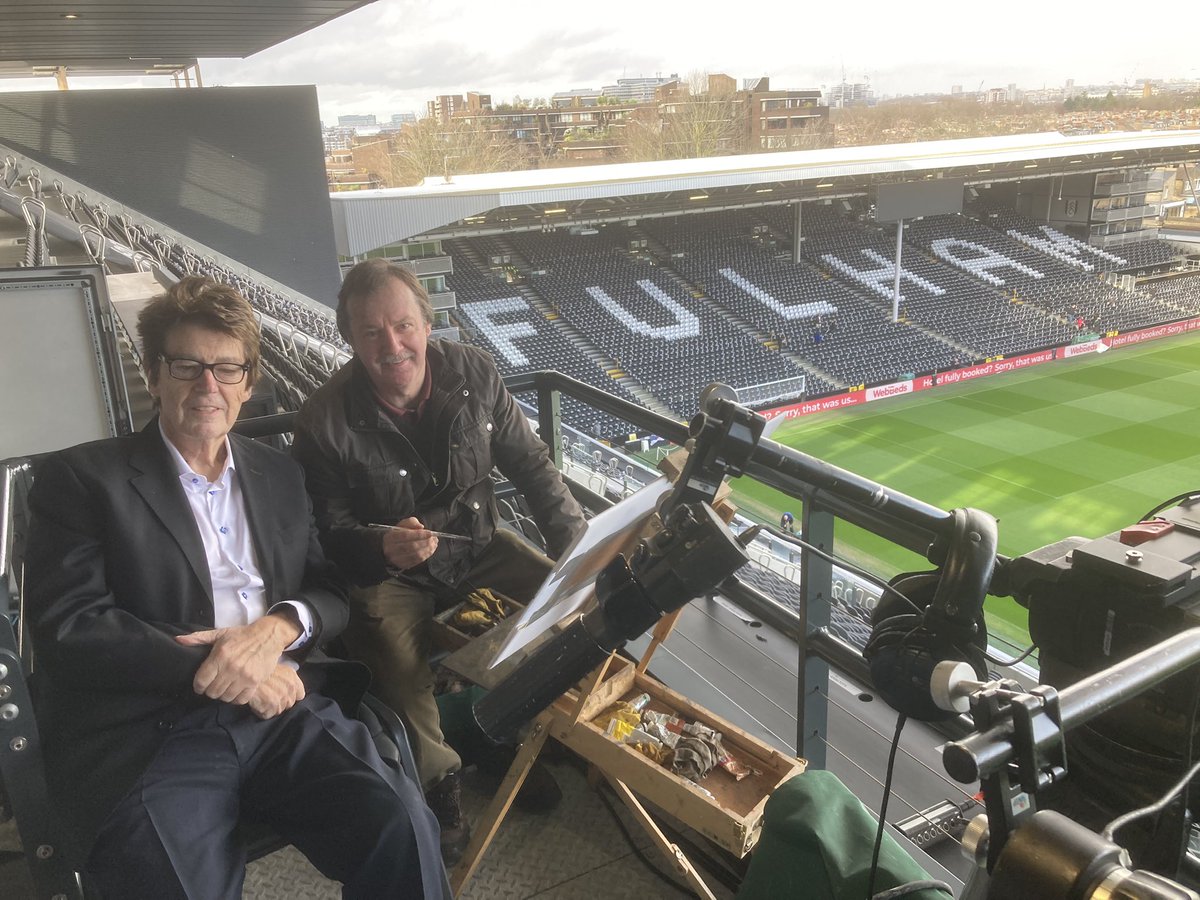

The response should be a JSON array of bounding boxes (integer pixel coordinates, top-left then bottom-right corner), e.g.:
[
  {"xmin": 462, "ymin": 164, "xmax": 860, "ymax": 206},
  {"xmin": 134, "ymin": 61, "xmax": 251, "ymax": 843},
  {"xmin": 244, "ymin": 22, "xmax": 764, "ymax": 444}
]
[
  {"xmin": 476, "ymin": 383, "xmax": 1000, "ymax": 747},
  {"xmin": 943, "ymin": 625, "xmax": 1200, "ymax": 899},
  {"xmin": 862, "ymin": 504, "xmax": 997, "ymax": 723},
  {"xmin": 473, "ymin": 386, "xmax": 765, "ymax": 743},
  {"xmin": 987, "ymin": 498, "xmax": 1200, "ymax": 876},
  {"xmin": 1005, "ymin": 498, "xmax": 1200, "ymax": 754},
  {"xmin": 983, "ymin": 809, "xmax": 1199, "ymax": 900},
  {"xmin": 921, "ymin": 493, "xmax": 1200, "ymax": 899},
  {"xmin": 474, "ymin": 383, "xmax": 1200, "ymax": 897}
]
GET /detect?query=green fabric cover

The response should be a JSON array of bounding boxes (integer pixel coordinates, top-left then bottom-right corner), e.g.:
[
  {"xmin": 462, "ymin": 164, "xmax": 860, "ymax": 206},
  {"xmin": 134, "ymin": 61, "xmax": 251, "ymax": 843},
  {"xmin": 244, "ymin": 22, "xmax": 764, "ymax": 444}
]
[
  {"xmin": 737, "ymin": 770, "xmax": 950, "ymax": 900},
  {"xmin": 436, "ymin": 685, "xmax": 488, "ymax": 747}
]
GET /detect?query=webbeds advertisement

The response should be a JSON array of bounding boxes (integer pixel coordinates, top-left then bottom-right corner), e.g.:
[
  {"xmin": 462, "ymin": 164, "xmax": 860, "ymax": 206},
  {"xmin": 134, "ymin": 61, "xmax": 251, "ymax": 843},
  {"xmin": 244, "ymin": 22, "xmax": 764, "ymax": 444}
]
[{"xmin": 762, "ymin": 316, "xmax": 1200, "ymax": 421}]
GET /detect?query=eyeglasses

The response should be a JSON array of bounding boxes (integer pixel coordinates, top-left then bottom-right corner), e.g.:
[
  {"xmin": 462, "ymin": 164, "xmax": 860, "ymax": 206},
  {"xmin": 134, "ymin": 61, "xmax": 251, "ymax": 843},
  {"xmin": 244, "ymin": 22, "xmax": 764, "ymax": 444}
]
[{"xmin": 160, "ymin": 356, "xmax": 250, "ymax": 385}]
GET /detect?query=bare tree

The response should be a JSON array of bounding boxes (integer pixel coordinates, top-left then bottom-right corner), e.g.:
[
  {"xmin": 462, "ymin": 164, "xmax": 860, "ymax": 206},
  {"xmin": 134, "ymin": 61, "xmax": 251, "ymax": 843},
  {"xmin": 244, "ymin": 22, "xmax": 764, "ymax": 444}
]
[
  {"xmin": 624, "ymin": 70, "xmax": 748, "ymax": 162},
  {"xmin": 388, "ymin": 117, "xmax": 527, "ymax": 186},
  {"xmin": 622, "ymin": 109, "xmax": 668, "ymax": 162},
  {"xmin": 350, "ymin": 137, "xmax": 396, "ymax": 186},
  {"xmin": 832, "ymin": 98, "xmax": 1059, "ymax": 147},
  {"xmin": 759, "ymin": 121, "xmax": 834, "ymax": 153}
]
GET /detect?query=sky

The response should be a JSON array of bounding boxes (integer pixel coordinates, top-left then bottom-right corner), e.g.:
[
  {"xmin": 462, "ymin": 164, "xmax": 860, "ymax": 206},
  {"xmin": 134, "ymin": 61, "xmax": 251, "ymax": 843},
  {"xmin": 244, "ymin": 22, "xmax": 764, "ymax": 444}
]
[{"xmin": 4, "ymin": 0, "xmax": 1198, "ymax": 124}]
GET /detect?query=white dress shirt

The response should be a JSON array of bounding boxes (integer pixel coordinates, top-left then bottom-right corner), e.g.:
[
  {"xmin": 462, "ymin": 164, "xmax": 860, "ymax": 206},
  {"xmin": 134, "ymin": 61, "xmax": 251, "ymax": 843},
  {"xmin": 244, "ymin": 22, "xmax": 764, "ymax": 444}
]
[{"xmin": 160, "ymin": 425, "xmax": 313, "ymax": 651}]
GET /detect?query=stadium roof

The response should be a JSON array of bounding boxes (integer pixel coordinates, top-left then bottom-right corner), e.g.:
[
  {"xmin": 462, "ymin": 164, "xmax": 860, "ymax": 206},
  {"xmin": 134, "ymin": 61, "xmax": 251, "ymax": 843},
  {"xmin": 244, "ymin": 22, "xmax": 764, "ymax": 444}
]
[
  {"xmin": 329, "ymin": 130, "xmax": 1200, "ymax": 256},
  {"xmin": 0, "ymin": 1, "xmax": 377, "ymax": 78}
]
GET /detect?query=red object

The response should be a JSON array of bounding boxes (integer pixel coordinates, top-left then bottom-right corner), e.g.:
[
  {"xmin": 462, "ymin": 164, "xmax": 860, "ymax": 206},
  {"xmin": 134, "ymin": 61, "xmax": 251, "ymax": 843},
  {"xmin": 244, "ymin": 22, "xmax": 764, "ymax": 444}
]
[{"xmin": 1120, "ymin": 520, "xmax": 1176, "ymax": 546}]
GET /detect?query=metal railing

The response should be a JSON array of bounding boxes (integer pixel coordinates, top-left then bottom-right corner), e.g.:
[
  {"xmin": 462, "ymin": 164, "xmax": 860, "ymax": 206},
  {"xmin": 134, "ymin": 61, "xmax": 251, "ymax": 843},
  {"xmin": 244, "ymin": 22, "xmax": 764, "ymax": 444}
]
[{"xmin": 503, "ymin": 370, "xmax": 969, "ymax": 769}]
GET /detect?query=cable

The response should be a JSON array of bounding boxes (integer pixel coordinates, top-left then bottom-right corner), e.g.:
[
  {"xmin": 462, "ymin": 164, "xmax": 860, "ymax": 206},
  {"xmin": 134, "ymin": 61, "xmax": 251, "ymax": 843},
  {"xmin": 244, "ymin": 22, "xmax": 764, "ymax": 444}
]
[
  {"xmin": 762, "ymin": 524, "xmax": 927, "ymax": 617},
  {"xmin": 984, "ymin": 643, "xmax": 1038, "ymax": 667},
  {"xmin": 815, "ymin": 732, "xmax": 972, "ymax": 857},
  {"xmin": 762, "ymin": 522, "xmax": 989, "ymax": 879},
  {"xmin": 1150, "ymin": 668, "xmax": 1200, "ymax": 870},
  {"xmin": 872, "ymin": 880, "xmax": 954, "ymax": 899},
  {"xmin": 815, "ymin": 733, "xmax": 970, "ymax": 852},
  {"xmin": 595, "ymin": 781, "xmax": 706, "ymax": 898},
  {"xmin": 1138, "ymin": 490, "xmax": 1200, "ymax": 524},
  {"xmin": 1102, "ymin": 756, "xmax": 1200, "ymax": 843},
  {"xmin": 867, "ymin": 712, "xmax": 908, "ymax": 900},
  {"xmin": 1096, "ymin": 668, "xmax": 1200, "ymax": 864},
  {"xmin": 820, "ymin": 688, "xmax": 981, "ymax": 811},
  {"xmin": 1185, "ymin": 671, "xmax": 1200, "ymax": 802}
]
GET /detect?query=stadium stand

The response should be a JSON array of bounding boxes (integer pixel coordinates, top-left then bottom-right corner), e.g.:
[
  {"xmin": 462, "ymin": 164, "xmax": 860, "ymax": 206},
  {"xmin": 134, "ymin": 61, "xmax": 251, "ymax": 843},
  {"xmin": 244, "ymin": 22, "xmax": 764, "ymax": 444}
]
[
  {"xmin": 636, "ymin": 210, "xmax": 849, "ymax": 392},
  {"xmin": 642, "ymin": 208, "xmax": 970, "ymax": 386},
  {"xmin": 903, "ymin": 213, "xmax": 1185, "ymax": 333},
  {"xmin": 501, "ymin": 227, "xmax": 809, "ymax": 418},
  {"xmin": 0, "ymin": 164, "xmax": 347, "ymax": 415},
  {"xmin": 972, "ymin": 204, "xmax": 1177, "ymax": 274},
  {"xmin": 1102, "ymin": 238, "xmax": 1183, "ymax": 270},
  {"xmin": 770, "ymin": 204, "xmax": 1078, "ymax": 359},
  {"xmin": 1139, "ymin": 271, "xmax": 1200, "ymax": 314},
  {"xmin": 971, "ymin": 204, "xmax": 1200, "ymax": 320},
  {"xmin": 444, "ymin": 237, "xmax": 642, "ymax": 438},
  {"xmin": 5, "ymin": 149, "xmax": 1199, "ymax": 436}
]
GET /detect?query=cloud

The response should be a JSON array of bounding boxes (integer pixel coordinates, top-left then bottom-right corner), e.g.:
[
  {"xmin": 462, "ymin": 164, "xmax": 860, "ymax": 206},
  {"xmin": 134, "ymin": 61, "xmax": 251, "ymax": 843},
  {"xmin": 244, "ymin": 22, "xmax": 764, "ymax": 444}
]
[{"xmin": 5, "ymin": 0, "xmax": 1188, "ymax": 121}]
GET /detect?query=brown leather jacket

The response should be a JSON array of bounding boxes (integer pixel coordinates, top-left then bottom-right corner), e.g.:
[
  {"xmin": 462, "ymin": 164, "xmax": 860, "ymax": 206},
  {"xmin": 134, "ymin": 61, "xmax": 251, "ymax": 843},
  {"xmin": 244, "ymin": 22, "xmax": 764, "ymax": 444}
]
[{"xmin": 292, "ymin": 340, "xmax": 586, "ymax": 588}]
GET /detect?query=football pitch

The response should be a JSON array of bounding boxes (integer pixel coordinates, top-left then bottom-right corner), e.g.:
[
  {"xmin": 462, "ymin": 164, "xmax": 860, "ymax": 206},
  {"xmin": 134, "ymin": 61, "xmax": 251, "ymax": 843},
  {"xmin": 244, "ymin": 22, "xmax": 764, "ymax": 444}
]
[{"xmin": 731, "ymin": 331, "xmax": 1200, "ymax": 646}]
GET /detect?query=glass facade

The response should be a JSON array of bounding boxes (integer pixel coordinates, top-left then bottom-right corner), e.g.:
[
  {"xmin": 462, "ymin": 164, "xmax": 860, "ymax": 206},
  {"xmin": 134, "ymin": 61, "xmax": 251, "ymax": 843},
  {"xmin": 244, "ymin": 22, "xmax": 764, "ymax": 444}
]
[
  {"xmin": 1086, "ymin": 168, "xmax": 1166, "ymax": 248},
  {"xmin": 419, "ymin": 275, "xmax": 446, "ymax": 294}
]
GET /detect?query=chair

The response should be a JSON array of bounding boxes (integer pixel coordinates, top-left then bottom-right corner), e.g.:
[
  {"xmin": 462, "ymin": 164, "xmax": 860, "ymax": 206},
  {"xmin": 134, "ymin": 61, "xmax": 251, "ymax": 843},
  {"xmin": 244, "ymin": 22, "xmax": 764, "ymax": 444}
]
[
  {"xmin": 0, "ymin": 608, "xmax": 76, "ymax": 898},
  {"xmin": 0, "ymin": 605, "xmax": 425, "ymax": 899}
]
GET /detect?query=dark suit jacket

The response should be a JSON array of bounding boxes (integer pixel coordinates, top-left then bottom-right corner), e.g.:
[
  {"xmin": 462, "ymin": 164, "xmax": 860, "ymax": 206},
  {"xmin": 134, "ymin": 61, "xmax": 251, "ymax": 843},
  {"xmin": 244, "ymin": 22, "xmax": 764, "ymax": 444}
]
[{"xmin": 24, "ymin": 422, "xmax": 369, "ymax": 861}]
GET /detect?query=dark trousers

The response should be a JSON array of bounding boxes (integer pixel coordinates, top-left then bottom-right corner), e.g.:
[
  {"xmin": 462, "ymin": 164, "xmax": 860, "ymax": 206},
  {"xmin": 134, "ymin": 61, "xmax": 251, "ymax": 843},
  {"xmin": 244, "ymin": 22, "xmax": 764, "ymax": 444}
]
[
  {"xmin": 86, "ymin": 694, "xmax": 449, "ymax": 900},
  {"xmin": 342, "ymin": 530, "xmax": 555, "ymax": 789}
]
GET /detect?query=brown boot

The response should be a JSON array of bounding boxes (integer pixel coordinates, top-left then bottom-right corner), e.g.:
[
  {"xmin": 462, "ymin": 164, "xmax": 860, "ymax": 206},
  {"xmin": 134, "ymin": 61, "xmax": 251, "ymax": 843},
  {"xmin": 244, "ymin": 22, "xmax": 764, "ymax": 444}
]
[{"xmin": 425, "ymin": 772, "xmax": 471, "ymax": 867}]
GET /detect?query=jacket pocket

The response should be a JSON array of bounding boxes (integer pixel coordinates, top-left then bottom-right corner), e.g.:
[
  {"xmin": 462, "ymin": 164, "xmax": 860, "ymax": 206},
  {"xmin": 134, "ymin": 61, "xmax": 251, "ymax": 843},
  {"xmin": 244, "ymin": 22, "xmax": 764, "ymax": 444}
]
[
  {"xmin": 448, "ymin": 412, "xmax": 494, "ymax": 488},
  {"xmin": 346, "ymin": 462, "xmax": 416, "ymax": 523}
]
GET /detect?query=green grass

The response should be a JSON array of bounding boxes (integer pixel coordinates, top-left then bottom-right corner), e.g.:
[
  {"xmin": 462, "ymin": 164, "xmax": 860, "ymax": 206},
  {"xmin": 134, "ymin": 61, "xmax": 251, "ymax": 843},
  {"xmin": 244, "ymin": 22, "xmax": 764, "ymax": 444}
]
[{"xmin": 731, "ymin": 332, "xmax": 1200, "ymax": 646}]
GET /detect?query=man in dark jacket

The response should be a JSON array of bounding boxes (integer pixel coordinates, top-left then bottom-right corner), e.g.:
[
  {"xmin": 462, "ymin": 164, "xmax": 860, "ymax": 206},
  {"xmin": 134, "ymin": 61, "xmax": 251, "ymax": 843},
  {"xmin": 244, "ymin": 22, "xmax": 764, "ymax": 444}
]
[
  {"xmin": 292, "ymin": 259, "xmax": 587, "ymax": 861},
  {"xmin": 25, "ymin": 277, "xmax": 447, "ymax": 899}
]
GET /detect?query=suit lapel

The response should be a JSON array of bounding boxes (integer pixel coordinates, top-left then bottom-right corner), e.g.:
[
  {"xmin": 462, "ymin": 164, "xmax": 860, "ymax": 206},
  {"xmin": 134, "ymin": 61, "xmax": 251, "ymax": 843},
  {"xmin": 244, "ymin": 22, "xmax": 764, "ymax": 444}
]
[
  {"xmin": 231, "ymin": 436, "xmax": 278, "ymax": 602},
  {"xmin": 128, "ymin": 424, "xmax": 214, "ymax": 603}
]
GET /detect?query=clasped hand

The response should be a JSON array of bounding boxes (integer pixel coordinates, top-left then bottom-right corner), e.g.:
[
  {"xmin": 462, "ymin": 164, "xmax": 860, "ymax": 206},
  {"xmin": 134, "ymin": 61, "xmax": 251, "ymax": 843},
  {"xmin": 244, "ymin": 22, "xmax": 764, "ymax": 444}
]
[
  {"xmin": 246, "ymin": 664, "xmax": 305, "ymax": 720},
  {"xmin": 176, "ymin": 613, "xmax": 303, "ymax": 717}
]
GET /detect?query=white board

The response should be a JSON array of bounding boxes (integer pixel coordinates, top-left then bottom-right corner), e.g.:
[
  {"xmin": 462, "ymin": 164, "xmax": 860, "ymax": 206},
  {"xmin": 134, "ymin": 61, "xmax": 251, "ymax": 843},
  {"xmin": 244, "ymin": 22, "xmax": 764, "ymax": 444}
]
[{"xmin": 0, "ymin": 267, "xmax": 131, "ymax": 459}]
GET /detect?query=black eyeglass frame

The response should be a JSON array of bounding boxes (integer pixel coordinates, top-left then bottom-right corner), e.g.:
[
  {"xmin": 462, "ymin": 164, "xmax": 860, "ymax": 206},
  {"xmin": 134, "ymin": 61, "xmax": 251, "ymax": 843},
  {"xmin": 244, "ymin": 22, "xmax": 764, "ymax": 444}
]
[{"xmin": 159, "ymin": 355, "xmax": 252, "ymax": 385}]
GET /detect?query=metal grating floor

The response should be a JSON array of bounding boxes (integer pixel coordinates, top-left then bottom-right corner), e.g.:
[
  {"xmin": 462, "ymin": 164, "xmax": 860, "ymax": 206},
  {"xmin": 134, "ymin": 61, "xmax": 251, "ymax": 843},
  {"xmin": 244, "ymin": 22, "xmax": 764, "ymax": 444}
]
[
  {"xmin": 242, "ymin": 756, "xmax": 736, "ymax": 900},
  {"xmin": 3, "ymin": 755, "xmax": 737, "ymax": 898}
]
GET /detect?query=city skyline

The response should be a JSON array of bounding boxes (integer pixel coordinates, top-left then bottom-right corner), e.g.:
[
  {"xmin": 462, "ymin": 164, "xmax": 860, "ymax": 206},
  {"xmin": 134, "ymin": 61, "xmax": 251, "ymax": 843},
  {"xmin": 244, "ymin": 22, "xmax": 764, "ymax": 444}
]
[{"xmin": 1, "ymin": 0, "xmax": 1197, "ymax": 121}]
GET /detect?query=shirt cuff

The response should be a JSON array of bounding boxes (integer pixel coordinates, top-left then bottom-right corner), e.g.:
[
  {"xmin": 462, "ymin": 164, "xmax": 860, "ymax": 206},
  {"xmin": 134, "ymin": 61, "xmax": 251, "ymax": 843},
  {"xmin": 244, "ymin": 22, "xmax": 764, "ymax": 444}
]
[{"xmin": 269, "ymin": 600, "xmax": 314, "ymax": 652}]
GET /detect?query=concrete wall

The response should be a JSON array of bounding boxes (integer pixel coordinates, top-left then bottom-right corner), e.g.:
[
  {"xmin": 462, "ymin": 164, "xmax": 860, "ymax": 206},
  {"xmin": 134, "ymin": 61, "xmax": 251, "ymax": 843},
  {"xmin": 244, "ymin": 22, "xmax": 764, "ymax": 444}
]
[{"xmin": 0, "ymin": 85, "xmax": 341, "ymax": 305}]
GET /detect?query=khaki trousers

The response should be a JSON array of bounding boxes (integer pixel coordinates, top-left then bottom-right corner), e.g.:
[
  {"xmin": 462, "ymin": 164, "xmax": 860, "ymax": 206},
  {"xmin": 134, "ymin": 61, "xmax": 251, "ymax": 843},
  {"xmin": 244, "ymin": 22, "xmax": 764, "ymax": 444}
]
[{"xmin": 341, "ymin": 530, "xmax": 555, "ymax": 790}]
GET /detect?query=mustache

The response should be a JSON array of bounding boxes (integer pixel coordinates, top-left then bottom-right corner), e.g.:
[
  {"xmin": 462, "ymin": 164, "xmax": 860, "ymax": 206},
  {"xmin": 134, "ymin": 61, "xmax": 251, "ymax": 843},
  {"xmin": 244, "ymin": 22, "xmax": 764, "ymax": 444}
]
[{"xmin": 380, "ymin": 353, "xmax": 415, "ymax": 364}]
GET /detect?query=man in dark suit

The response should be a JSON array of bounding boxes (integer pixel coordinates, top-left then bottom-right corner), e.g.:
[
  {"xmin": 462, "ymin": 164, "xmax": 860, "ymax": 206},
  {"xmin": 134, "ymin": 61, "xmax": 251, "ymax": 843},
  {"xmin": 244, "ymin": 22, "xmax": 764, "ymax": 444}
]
[{"xmin": 24, "ymin": 277, "xmax": 448, "ymax": 899}]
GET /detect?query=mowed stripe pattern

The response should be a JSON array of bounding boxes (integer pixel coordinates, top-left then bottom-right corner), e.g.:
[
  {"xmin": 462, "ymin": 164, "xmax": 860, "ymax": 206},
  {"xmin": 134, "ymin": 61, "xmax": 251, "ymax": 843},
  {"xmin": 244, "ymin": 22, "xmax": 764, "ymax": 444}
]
[{"xmin": 734, "ymin": 333, "xmax": 1200, "ymax": 643}]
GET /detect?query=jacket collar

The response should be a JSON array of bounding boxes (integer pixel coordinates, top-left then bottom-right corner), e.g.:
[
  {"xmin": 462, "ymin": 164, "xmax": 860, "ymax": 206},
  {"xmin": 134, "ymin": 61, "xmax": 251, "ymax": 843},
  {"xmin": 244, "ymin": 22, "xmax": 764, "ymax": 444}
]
[
  {"xmin": 127, "ymin": 421, "xmax": 277, "ymax": 603},
  {"xmin": 344, "ymin": 341, "xmax": 466, "ymax": 430},
  {"xmin": 128, "ymin": 421, "xmax": 213, "ymax": 601}
]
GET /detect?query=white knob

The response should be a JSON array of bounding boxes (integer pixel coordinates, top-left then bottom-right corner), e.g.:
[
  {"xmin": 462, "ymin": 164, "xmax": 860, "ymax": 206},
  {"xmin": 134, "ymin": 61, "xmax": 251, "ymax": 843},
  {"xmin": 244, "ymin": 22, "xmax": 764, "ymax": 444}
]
[{"xmin": 931, "ymin": 660, "xmax": 980, "ymax": 713}]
